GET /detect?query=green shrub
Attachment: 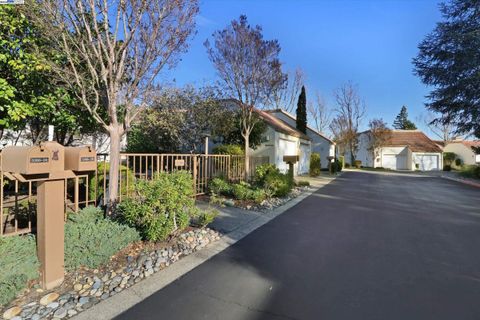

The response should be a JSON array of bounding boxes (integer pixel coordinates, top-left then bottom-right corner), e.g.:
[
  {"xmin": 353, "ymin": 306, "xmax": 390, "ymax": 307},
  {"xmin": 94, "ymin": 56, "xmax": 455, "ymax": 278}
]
[
  {"xmin": 117, "ymin": 171, "xmax": 199, "ymax": 241},
  {"xmin": 212, "ymin": 144, "xmax": 244, "ymax": 155},
  {"xmin": 209, "ymin": 177, "xmax": 232, "ymax": 196},
  {"xmin": 65, "ymin": 206, "xmax": 140, "ymax": 270},
  {"xmin": 232, "ymin": 181, "xmax": 252, "ymax": 200},
  {"xmin": 250, "ymin": 188, "xmax": 267, "ymax": 204},
  {"xmin": 194, "ymin": 209, "xmax": 219, "ymax": 228},
  {"xmin": 253, "ymin": 163, "xmax": 278, "ymax": 184},
  {"xmin": 455, "ymin": 158, "xmax": 463, "ymax": 167},
  {"xmin": 89, "ymin": 162, "xmax": 135, "ymax": 203},
  {"xmin": 309, "ymin": 153, "xmax": 321, "ymax": 176},
  {"xmin": 354, "ymin": 160, "xmax": 362, "ymax": 168},
  {"xmin": 338, "ymin": 156, "xmax": 345, "ymax": 169},
  {"xmin": 296, "ymin": 180, "xmax": 310, "ymax": 187},
  {"xmin": 443, "ymin": 164, "xmax": 452, "ymax": 171},
  {"xmin": 460, "ymin": 165, "xmax": 480, "ymax": 179},
  {"xmin": 254, "ymin": 164, "xmax": 292, "ymax": 198},
  {"xmin": 443, "ymin": 152, "xmax": 456, "ymax": 165},
  {"xmin": 333, "ymin": 159, "xmax": 343, "ymax": 172},
  {"xmin": 0, "ymin": 235, "xmax": 39, "ymax": 307},
  {"xmin": 263, "ymin": 172, "xmax": 291, "ymax": 197},
  {"xmin": 232, "ymin": 182, "xmax": 266, "ymax": 204},
  {"xmin": 344, "ymin": 162, "xmax": 350, "ymax": 168}
]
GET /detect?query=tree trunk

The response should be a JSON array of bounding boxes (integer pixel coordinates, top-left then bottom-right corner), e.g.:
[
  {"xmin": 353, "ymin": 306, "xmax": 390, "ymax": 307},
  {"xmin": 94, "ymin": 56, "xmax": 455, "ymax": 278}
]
[
  {"xmin": 244, "ymin": 134, "xmax": 250, "ymax": 181},
  {"xmin": 107, "ymin": 126, "xmax": 122, "ymax": 213},
  {"xmin": 349, "ymin": 143, "xmax": 355, "ymax": 164}
]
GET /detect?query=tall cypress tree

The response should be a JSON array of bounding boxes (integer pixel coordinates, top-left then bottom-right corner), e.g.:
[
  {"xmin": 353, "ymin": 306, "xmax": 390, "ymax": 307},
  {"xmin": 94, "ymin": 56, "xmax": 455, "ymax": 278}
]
[
  {"xmin": 296, "ymin": 85, "xmax": 307, "ymax": 134},
  {"xmin": 393, "ymin": 106, "xmax": 417, "ymax": 130}
]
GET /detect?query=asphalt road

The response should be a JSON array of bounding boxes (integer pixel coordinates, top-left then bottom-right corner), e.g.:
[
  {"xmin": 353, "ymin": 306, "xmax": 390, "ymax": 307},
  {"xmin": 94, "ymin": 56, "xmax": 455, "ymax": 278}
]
[{"xmin": 116, "ymin": 171, "xmax": 480, "ymax": 320}]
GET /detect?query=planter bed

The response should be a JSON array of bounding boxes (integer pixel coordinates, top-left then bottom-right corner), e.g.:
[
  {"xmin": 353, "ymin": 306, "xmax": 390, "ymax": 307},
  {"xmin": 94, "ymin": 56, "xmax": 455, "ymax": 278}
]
[
  {"xmin": 1, "ymin": 228, "xmax": 220, "ymax": 320},
  {"xmin": 201, "ymin": 185, "xmax": 311, "ymax": 212}
]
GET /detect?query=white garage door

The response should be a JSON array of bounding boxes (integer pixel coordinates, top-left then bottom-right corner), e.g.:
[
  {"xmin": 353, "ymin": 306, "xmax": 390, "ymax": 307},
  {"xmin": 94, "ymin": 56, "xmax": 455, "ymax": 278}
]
[
  {"xmin": 414, "ymin": 154, "xmax": 439, "ymax": 171},
  {"xmin": 382, "ymin": 154, "xmax": 407, "ymax": 170},
  {"xmin": 278, "ymin": 139, "xmax": 296, "ymax": 173},
  {"xmin": 297, "ymin": 144, "xmax": 310, "ymax": 175}
]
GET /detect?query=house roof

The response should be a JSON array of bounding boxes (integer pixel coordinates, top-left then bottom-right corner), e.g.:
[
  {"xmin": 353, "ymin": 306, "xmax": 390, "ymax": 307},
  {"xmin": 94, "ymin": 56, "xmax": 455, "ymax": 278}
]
[
  {"xmin": 219, "ymin": 99, "xmax": 311, "ymax": 141},
  {"xmin": 384, "ymin": 130, "xmax": 443, "ymax": 153},
  {"xmin": 265, "ymin": 109, "xmax": 335, "ymax": 144},
  {"xmin": 445, "ymin": 140, "xmax": 480, "ymax": 150},
  {"xmin": 256, "ymin": 109, "xmax": 311, "ymax": 141},
  {"xmin": 433, "ymin": 140, "xmax": 446, "ymax": 148}
]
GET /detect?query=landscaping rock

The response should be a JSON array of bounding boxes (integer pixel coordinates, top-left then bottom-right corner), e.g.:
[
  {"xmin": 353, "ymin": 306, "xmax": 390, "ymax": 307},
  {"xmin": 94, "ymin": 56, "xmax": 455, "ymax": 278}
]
[
  {"xmin": 3, "ymin": 306, "xmax": 22, "ymax": 320},
  {"xmin": 40, "ymin": 292, "xmax": 59, "ymax": 306},
  {"xmin": 53, "ymin": 307, "xmax": 67, "ymax": 319},
  {"xmin": 1, "ymin": 227, "xmax": 221, "ymax": 320},
  {"xmin": 47, "ymin": 302, "xmax": 59, "ymax": 309}
]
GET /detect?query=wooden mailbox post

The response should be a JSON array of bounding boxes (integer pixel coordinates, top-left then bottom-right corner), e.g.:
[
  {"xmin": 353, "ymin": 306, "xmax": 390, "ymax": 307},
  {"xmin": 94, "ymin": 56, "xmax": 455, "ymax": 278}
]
[
  {"xmin": 2, "ymin": 142, "xmax": 96, "ymax": 289},
  {"xmin": 283, "ymin": 155, "xmax": 299, "ymax": 183}
]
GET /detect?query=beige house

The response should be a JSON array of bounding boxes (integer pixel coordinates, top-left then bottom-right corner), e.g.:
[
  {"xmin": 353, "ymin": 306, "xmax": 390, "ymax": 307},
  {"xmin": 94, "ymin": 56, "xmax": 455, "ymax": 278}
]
[
  {"xmin": 352, "ymin": 130, "xmax": 443, "ymax": 171},
  {"xmin": 437, "ymin": 139, "xmax": 480, "ymax": 166},
  {"xmin": 251, "ymin": 109, "xmax": 312, "ymax": 176}
]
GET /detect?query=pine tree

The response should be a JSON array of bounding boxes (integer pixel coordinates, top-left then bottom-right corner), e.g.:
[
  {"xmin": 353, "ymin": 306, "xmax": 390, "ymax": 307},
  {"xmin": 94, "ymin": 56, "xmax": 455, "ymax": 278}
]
[
  {"xmin": 393, "ymin": 106, "xmax": 417, "ymax": 130},
  {"xmin": 296, "ymin": 85, "xmax": 307, "ymax": 134}
]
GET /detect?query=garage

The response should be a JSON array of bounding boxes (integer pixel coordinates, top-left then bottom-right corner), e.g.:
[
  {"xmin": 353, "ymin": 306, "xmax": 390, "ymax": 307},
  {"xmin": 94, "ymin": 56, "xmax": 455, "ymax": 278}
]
[
  {"xmin": 278, "ymin": 138, "xmax": 297, "ymax": 173},
  {"xmin": 413, "ymin": 154, "xmax": 439, "ymax": 171},
  {"xmin": 382, "ymin": 154, "xmax": 407, "ymax": 170},
  {"xmin": 297, "ymin": 143, "xmax": 310, "ymax": 175}
]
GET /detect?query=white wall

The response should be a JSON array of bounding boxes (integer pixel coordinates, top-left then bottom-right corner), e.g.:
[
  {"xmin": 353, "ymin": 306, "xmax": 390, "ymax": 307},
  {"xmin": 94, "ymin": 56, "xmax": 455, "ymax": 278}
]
[
  {"xmin": 443, "ymin": 143, "xmax": 477, "ymax": 166},
  {"xmin": 353, "ymin": 132, "xmax": 374, "ymax": 167},
  {"xmin": 269, "ymin": 111, "xmax": 333, "ymax": 169},
  {"xmin": 250, "ymin": 126, "xmax": 276, "ymax": 164},
  {"xmin": 252, "ymin": 129, "xmax": 311, "ymax": 176}
]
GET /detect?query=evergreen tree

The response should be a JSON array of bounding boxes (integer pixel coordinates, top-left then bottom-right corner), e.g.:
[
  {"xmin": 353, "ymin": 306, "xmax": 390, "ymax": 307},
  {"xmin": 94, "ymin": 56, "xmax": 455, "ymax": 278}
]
[
  {"xmin": 296, "ymin": 85, "xmax": 307, "ymax": 134},
  {"xmin": 413, "ymin": 0, "xmax": 480, "ymax": 138},
  {"xmin": 393, "ymin": 106, "xmax": 417, "ymax": 130}
]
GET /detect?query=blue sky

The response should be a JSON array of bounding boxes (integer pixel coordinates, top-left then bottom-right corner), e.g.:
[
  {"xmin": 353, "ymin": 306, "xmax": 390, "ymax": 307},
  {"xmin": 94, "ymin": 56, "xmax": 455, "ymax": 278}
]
[{"xmin": 163, "ymin": 0, "xmax": 443, "ymax": 137}]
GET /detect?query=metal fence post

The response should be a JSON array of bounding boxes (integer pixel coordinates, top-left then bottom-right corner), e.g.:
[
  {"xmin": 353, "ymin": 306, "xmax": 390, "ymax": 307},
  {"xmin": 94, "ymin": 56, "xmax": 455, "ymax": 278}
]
[{"xmin": 193, "ymin": 155, "xmax": 198, "ymax": 195}]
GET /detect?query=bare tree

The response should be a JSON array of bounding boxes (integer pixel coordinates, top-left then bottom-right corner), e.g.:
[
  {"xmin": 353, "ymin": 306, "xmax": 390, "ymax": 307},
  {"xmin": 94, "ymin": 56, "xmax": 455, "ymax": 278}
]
[
  {"xmin": 205, "ymin": 15, "xmax": 286, "ymax": 179},
  {"xmin": 330, "ymin": 82, "xmax": 365, "ymax": 164},
  {"xmin": 28, "ymin": 0, "xmax": 199, "ymax": 208},
  {"xmin": 368, "ymin": 118, "xmax": 391, "ymax": 164},
  {"xmin": 268, "ymin": 68, "xmax": 305, "ymax": 113},
  {"xmin": 417, "ymin": 111, "xmax": 459, "ymax": 142},
  {"xmin": 307, "ymin": 91, "xmax": 331, "ymax": 135}
]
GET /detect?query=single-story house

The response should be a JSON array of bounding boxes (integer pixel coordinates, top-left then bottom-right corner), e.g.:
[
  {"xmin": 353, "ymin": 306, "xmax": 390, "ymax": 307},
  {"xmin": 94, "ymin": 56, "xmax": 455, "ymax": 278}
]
[
  {"xmin": 352, "ymin": 130, "xmax": 443, "ymax": 171},
  {"xmin": 251, "ymin": 109, "xmax": 312, "ymax": 176},
  {"xmin": 265, "ymin": 109, "xmax": 335, "ymax": 169},
  {"xmin": 437, "ymin": 139, "xmax": 480, "ymax": 166}
]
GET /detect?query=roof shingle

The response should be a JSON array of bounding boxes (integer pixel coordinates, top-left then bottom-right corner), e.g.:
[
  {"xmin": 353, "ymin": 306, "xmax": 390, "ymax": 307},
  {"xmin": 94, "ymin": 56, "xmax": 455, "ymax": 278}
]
[{"xmin": 384, "ymin": 130, "xmax": 442, "ymax": 153}]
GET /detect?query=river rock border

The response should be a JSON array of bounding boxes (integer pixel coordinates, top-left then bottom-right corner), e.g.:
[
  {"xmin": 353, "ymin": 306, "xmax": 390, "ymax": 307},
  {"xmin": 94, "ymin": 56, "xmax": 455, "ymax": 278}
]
[{"xmin": 1, "ymin": 228, "xmax": 220, "ymax": 320}]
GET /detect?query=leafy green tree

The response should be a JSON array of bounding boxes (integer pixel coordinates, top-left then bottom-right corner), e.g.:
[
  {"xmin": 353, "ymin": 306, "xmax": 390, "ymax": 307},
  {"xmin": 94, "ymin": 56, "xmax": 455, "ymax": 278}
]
[
  {"xmin": 219, "ymin": 112, "xmax": 267, "ymax": 149},
  {"xmin": 413, "ymin": 0, "xmax": 480, "ymax": 138},
  {"xmin": 393, "ymin": 106, "xmax": 417, "ymax": 130},
  {"xmin": 296, "ymin": 85, "xmax": 307, "ymax": 134},
  {"xmin": 0, "ymin": 6, "xmax": 98, "ymax": 145},
  {"xmin": 127, "ymin": 86, "xmax": 232, "ymax": 153}
]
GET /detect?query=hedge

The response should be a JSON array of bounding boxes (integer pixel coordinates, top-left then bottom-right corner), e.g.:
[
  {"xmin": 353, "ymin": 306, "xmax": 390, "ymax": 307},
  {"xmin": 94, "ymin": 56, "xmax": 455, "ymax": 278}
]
[
  {"xmin": 0, "ymin": 235, "xmax": 39, "ymax": 307},
  {"xmin": 65, "ymin": 206, "xmax": 140, "ymax": 270}
]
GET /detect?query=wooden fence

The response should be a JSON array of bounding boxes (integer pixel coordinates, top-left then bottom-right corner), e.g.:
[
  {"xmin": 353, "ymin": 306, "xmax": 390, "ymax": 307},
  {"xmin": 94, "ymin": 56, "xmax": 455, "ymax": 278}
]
[{"xmin": 0, "ymin": 153, "xmax": 269, "ymax": 237}]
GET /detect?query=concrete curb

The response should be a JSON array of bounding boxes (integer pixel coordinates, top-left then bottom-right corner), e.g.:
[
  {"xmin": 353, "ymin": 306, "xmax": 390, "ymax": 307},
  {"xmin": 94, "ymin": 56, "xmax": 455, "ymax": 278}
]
[
  {"xmin": 441, "ymin": 175, "xmax": 480, "ymax": 188},
  {"xmin": 73, "ymin": 176, "xmax": 338, "ymax": 320}
]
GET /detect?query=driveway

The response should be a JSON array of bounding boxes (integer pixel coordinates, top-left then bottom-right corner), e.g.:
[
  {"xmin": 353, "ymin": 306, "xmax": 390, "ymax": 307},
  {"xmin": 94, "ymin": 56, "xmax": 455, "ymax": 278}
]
[{"xmin": 116, "ymin": 171, "xmax": 480, "ymax": 320}]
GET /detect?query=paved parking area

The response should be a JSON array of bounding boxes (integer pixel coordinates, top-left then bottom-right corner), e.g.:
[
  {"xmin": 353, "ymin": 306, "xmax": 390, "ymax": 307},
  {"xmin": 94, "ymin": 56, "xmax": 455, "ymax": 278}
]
[{"xmin": 117, "ymin": 171, "xmax": 480, "ymax": 320}]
